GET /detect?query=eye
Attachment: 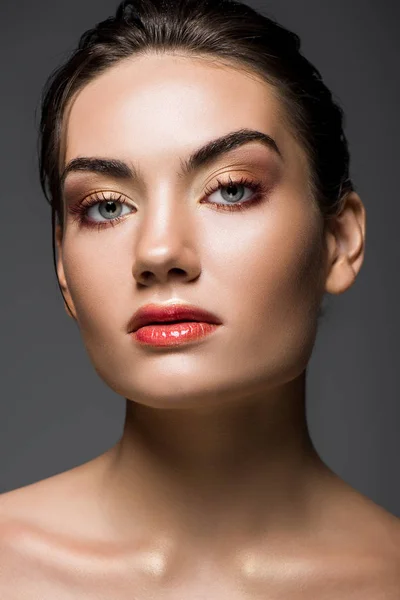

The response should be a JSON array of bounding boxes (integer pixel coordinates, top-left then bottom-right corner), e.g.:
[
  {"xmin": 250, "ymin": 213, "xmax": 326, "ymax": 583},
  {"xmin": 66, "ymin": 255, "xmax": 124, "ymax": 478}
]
[
  {"xmin": 208, "ymin": 180, "xmax": 253, "ymax": 204},
  {"xmin": 201, "ymin": 175, "xmax": 267, "ymax": 212},
  {"xmin": 68, "ymin": 192, "xmax": 136, "ymax": 230},
  {"xmin": 86, "ymin": 198, "xmax": 133, "ymax": 222}
]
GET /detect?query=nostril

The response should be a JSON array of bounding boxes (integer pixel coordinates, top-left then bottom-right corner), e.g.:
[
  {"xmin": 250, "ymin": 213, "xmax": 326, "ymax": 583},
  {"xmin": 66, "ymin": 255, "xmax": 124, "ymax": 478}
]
[{"xmin": 169, "ymin": 268, "xmax": 186, "ymax": 276}]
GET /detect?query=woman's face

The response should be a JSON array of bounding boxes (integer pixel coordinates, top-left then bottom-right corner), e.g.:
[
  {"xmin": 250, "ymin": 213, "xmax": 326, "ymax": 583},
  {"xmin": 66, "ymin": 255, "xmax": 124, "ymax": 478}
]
[{"xmin": 57, "ymin": 53, "xmax": 327, "ymax": 410}]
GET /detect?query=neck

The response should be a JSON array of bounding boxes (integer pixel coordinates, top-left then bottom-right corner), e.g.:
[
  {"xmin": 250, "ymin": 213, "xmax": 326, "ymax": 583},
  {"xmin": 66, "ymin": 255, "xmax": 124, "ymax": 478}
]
[{"xmin": 101, "ymin": 370, "xmax": 335, "ymax": 547}]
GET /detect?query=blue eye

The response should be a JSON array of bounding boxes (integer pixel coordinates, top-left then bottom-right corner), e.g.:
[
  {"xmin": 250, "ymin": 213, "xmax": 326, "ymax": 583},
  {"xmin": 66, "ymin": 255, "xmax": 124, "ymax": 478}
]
[
  {"xmin": 69, "ymin": 192, "xmax": 135, "ymax": 231},
  {"xmin": 86, "ymin": 199, "xmax": 133, "ymax": 221},
  {"xmin": 201, "ymin": 175, "xmax": 267, "ymax": 212},
  {"xmin": 207, "ymin": 180, "xmax": 253, "ymax": 204}
]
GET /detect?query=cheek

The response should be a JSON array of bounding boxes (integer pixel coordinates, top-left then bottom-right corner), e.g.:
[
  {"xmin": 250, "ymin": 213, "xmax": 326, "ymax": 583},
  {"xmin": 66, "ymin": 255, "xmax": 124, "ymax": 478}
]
[
  {"xmin": 62, "ymin": 237, "xmax": 130, "ymax": 336},
  {"xmin": 208, "ymin": 204, "xmax": 323, "ymax": 314},
  {"xmin": 208, "ymin": 208, "xmax": 324, "ymax": 375}
]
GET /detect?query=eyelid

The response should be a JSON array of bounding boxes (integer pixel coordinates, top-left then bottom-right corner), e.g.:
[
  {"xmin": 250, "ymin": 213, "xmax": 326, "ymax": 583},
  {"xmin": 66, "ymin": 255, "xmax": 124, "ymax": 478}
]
[
  {"xmin": 82, "ymin": 189, "xmax": 126, "ymax": 203},
  {"xmin": 63, "ymin": 180, "xmax": 135, "ymax": 206}
]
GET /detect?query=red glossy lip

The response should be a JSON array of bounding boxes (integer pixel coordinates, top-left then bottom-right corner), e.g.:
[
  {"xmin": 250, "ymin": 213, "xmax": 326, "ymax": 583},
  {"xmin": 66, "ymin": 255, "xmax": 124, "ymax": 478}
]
[{"xmin": 128, "ymin": 303, "xmax": 222, "ymax": 333}]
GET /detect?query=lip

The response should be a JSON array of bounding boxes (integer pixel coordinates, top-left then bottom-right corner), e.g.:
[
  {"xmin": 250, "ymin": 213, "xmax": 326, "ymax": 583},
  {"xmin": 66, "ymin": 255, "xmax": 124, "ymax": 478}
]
[{"xmin": 127, "ymin": 302, "xmax": 223, "ymax": 334}]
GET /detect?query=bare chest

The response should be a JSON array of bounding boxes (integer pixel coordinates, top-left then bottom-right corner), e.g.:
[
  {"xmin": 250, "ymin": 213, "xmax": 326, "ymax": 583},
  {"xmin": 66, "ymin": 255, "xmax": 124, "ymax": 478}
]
[{"xmin": 1, "ymin": 540, "xmax": 399, "ymax": 600}]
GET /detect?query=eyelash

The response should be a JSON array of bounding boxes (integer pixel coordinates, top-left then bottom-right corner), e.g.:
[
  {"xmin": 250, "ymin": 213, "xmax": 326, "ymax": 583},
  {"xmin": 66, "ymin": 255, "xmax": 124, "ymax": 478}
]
[{"xmin": 68, "ymin": 175, "xmax": 269, "ymax": 232}]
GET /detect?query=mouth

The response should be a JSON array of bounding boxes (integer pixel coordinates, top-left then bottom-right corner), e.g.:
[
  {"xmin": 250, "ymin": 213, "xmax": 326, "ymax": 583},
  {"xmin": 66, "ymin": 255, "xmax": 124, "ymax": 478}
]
[{"xmin": 128, "ymin": 303, "xmax": 222, "ymax": 334}]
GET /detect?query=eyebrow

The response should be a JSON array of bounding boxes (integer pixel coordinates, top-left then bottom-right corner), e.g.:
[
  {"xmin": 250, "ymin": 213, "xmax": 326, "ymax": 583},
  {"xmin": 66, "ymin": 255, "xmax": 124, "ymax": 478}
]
[{"xmin": 60, "ymin": 128, "xmax": 283, "ymax": 188}]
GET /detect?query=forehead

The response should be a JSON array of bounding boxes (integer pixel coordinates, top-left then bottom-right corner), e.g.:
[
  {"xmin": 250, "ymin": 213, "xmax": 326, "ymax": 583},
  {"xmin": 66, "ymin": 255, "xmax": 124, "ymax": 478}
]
[{"xmin": 63, "ymin": 53, "xmax": 306, "ymax": 175}]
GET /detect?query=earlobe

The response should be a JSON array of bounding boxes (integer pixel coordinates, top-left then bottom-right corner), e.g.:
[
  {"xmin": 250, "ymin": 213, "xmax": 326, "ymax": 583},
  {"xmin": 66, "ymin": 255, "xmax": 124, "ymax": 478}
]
[
  {"xmin": 55, "ymin": 224, "xmax": 77, "ymax": 320},
  {"xmin": 325, "ymin": 255, "xmax": 356, "ymax": 295}
]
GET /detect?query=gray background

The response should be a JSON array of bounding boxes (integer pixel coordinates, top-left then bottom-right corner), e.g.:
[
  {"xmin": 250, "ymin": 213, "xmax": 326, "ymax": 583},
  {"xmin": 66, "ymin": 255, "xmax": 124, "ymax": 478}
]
[{"xmin": 0, "ymin": 0, "xmax": 399, "ymax": 517}]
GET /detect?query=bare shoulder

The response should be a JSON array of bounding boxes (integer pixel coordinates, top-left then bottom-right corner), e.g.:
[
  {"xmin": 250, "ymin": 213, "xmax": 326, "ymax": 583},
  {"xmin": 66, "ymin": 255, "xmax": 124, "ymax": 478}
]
[
  {"xmin": 0, "ymin": 465, "xmax": 88, "ymax": 558},
  {"xmin": 327, "ymin": 478, "xmax": 400, "ymax": 565},
  {"xmin": 0, "ymin": 453, "xmax": 110, "ymax": 541},
  {"xmin": 0, "ymin": 458, "xmax": 119, "ymax": 597},
  {"xmin": 314, "ymin": 487, "xmax": 400, "ymax": 597},
  {"xmin": 0, "ymin": 475, "xmax": 67, "ymax": 595}
]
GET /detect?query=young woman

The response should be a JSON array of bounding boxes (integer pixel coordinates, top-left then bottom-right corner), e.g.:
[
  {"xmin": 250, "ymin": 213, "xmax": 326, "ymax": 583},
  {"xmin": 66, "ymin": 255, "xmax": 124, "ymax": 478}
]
[{"xmin": 0, "ymin": 0, "xmax": 398, "ymax": 596}]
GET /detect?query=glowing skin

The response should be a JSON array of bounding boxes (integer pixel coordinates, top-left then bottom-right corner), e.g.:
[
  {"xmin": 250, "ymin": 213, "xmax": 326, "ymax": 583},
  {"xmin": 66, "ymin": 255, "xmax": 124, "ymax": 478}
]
[
  {"xmin": 60, "ymin": 54, "xmax": 325, "ymax": 412},
  {"xmin": 1, "ymin": 53, "xmax": 399, "ymax": 597}
]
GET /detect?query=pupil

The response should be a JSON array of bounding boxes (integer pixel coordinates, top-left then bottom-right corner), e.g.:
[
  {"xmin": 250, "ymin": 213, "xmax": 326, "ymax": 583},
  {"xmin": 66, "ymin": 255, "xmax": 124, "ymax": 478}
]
[
  {"xmin": 105, "ymin": 202, "xmax": 116, "ymax": 213},
  {"xmin": 227, "ymin": 184, "xmax": 237, "ymax": 196}
]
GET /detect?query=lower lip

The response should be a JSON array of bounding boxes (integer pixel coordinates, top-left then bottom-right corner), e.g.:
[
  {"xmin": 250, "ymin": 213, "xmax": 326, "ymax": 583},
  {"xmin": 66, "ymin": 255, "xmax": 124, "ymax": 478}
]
[{"xmin": 131, "ymin": 321, "xmax": 220, "ymax": 347}]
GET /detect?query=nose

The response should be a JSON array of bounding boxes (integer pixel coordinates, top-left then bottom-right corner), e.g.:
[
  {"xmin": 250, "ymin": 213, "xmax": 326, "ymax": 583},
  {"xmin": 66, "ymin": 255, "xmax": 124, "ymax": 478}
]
[{"xmin": 131, "ymin": 195, "xmax": 201, "ymax": 287}]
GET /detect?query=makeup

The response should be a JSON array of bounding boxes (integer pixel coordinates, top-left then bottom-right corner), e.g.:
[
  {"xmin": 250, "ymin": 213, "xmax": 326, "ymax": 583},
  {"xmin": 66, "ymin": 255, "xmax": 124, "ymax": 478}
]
[
  {"xmin": 131, "ymin": 321, "xmax": 220, "ymax": 347},
  {"xmin": 128, "ymin": 302, "xmax": 222, "ymax": 347}
]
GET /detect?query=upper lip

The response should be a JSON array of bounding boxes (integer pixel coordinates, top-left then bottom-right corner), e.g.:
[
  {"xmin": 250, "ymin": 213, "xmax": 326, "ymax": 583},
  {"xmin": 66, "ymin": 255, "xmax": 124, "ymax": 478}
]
[{"xmin": 128, "ymin": 302, "xmax": 223, "ymax": 333}]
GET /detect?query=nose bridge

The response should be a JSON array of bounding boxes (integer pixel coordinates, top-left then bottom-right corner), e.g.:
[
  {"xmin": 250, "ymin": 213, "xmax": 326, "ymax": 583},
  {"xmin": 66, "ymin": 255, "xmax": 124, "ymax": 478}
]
[{"xmin": 132, "ymin": 183, "xmax": 198, "ymax": 283}]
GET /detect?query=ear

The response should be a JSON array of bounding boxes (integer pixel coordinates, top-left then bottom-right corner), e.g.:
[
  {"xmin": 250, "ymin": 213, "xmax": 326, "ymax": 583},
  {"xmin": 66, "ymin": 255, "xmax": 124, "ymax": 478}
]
[
  {"xmin": 324, "ymin": 191, "xmax": 366, "ymax": 295},
  {"xmin": 55, "ymin": 224, "xmax": 77, "ymax": 320}
]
